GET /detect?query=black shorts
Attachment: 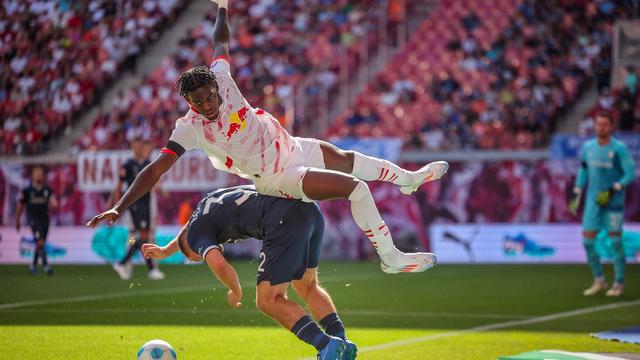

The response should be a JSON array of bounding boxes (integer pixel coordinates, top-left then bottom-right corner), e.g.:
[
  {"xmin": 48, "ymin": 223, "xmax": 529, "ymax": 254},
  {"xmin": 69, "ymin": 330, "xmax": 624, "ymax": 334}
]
[
  {"xmin": 129, "ymin": 205, "xmax": 150, "ymax": 231},
  {"xmin": 29, "ymin": 220, "xmax": 49, "ymax": 241},
  {"xmin": 257, "ymin": 202, "xmax": 324, "ymax": 286}
]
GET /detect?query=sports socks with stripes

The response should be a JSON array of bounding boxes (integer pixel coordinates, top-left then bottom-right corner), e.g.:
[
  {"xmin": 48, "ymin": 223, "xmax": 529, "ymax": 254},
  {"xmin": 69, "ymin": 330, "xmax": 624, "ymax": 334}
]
[
  {"xmin": 582, "ymin": 236, "xmax": 602, "ymax": 279},
  {"xmin": 610, "ymin": 235, "xmax": 625, "ymax": 284},
  {"xmin": 320, "ymin": 313, "xmax": 346, "ymax": 340},
  {"xmin": 350, "ymin": 151, "xmax": 413, "ymax": 186},
  {"xmin": 291, "ymin": 315, "xmax": 330, "ymax": 351},
  {"xmin": 348, "ymin": 181, "xmax": 395, "ymax": 255}
]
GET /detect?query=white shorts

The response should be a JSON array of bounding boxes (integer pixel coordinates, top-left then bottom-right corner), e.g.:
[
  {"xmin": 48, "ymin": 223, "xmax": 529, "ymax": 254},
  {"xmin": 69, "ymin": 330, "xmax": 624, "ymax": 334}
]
[{"xmin": 253, "ymin": 137, "xmax": 325, "ymax": 202}]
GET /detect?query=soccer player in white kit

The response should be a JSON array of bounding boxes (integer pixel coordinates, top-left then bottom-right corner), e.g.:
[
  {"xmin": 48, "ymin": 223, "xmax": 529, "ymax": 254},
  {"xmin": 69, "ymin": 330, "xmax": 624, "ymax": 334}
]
[{"xmin": 88, "ymin": 0, "xmax": 448, "ymax": 274}]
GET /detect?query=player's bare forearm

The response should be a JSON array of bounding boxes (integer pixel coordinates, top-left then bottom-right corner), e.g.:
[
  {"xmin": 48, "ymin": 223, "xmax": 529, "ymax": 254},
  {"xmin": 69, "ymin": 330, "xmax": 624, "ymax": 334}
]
[
  {"xmin": 212, "ymin": 1, "xmax": 230, "ymax": 58},
  {"xmin": 164, "ymin": 238, "xmax": 180, "ymax": 255},
  {"xmin": 206, "ymin": 250, "xmax": 242, "ymax": 297},
  {"xmin": 142, "ymin": 238, "xmax": 179, "ymax": 259},
  {"xmin": 114, "ymin": 153, "xmax": 176, "ymax": 213}
]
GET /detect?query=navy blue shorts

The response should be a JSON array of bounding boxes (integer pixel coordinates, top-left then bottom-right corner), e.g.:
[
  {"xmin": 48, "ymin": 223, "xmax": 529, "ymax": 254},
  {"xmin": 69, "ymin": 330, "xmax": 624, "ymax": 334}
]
[
  {"xmin": 29, "ymin": 219, "xmax": 49, "ymax": 241},
  {"xmin": 257, "ymin": 202, "xmax": 324, "ymax": 286},
  {"xmin": 129, "ymin": 205, "xmax": 150, "ymax": 231}
]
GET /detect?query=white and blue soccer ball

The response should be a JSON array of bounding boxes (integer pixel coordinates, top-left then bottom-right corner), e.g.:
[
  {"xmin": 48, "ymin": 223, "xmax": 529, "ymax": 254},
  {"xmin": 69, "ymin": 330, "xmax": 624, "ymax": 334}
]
[{"xmin": 137, "ymin": 339, "xmax": 177, "ymax": 360}]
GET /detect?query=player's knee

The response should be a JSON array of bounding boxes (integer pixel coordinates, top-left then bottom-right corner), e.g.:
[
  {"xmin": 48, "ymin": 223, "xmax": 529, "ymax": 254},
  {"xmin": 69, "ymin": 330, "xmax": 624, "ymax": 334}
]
[
  {"xmin": 255, "ymin": 286, "xmax": 276, "ymax": 312},
  {"xmin": 292, "ymin": 280, "xmax": 313, "ymax": 300},
  {"xmin": 348, "ymin": 180, "xmax": 369, "ymax": 202},
  {"xmin": 582, "ymin": 231, "xmax": 596, "ymax": 240},
  {"xmin": 255, "ymin": 297, "xmax": 268, "ymax": 312},
  {"xmin": 340, "ymin": 150, "xmax": 355, "ymax": 171},
  {"xmin": 320, "ymin": 141, "xmax": 354, "ymax": 172},
  {"xmin": 36, "ymin": 239, "xmax": 45, "ymax": 247}
]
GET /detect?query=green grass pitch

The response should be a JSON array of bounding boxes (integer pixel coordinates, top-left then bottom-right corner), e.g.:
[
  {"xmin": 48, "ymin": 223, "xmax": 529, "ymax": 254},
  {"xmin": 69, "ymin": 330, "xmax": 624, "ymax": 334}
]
[{"xmin": 1, "ymin": 262, "xmax": 639, "ymax": 359}]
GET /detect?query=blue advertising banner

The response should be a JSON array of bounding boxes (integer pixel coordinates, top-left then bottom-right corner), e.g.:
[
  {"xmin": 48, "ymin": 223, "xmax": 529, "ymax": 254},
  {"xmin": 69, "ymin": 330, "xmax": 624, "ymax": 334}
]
[
  {"xmin": 329, "ymin": 137, "xmax": 404, "ymax": 162},
  {"xmin": 550, "ymin": 133, "xmax": 640, "ymax": 161},
  {"xmin": 431, "ymin": 224, "xmax": 640, "ymax": 263}
]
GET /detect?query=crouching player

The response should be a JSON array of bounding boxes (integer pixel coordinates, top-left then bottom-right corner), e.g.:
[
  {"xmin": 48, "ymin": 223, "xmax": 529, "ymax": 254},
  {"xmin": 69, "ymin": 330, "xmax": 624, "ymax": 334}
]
[{"xmin": 142, "ymin": 186, "xmax": 358, "ymax": 359}]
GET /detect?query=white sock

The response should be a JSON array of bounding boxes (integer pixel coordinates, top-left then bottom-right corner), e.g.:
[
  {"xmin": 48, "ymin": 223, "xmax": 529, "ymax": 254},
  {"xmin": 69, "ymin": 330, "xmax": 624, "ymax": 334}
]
[
  {"xmin": 348, "ymin": 181, "xmax": 395, "ymax": 255},
  {"xmin": 351, "ymin": 152, "xmax": 413, "ymax": 186}
]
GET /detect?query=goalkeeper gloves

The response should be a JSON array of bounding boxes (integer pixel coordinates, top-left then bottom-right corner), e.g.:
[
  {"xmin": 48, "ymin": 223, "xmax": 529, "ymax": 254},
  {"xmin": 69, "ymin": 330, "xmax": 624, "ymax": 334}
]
[
  {"xmin": 595, "ymin": 182, "xmax": 622, "ymax": 207},
  {"xmin": 568, "ymin": 187, "xmax": 581, "ymax": 216}
]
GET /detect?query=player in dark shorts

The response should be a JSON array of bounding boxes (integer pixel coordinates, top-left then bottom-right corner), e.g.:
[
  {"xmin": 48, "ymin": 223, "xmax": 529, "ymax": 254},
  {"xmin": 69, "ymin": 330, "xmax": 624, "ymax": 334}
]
[
  {"xmin": 140, "ymin": 186, "xmax": 358, "ymax": 360},
  {"xmin": 16, "ymin": 166, "xmax": 58, "ymax": 275},
  {"xmin": 110, "ymin": 138, "xmax": 164, "ymax": 280}
]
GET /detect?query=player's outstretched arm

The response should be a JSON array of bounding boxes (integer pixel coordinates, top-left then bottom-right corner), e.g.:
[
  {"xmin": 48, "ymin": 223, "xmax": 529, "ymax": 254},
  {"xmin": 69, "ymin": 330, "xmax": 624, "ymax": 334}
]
[
  {"xmin": 142, "ymin": 224, "xmax": 185, "ymax": 259},
  {"xmin": 211, "ymin": 0, "xmax": 230, "ymax": 58},
  {"xmin": 86, "ymin": 153, "xmax": 178, "ymax": 227},
  {"xmin": 142, "ymin": 240, "xmax": 179, "ymax": 259},
  {"xmin": 205, "ymin": 249, "xmax": 242, "ymax": 308}
]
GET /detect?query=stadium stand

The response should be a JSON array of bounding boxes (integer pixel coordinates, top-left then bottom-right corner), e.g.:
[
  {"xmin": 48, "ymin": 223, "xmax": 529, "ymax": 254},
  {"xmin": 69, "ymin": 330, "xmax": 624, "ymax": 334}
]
[
  {"xmin": 580, "ymin": 65, "xmax": 640, "ymax": 136},
  {"xmin": 79, "ymin": 0, "xmax": 394, "ymax": 151},
  {"xmin": 329, "ymin": 0, "xmax": 635, "ymax": 150},
  {"xmin": 1, "ymin": 0, "xmax": 187, "ymax": 155}
]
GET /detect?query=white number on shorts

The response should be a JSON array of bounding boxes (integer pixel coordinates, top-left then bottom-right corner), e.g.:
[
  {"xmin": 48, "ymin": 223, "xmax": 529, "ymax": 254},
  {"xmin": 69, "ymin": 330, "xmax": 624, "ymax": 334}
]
[
  {"xmin": 257, "ymin": 252, "xmax": 266, "ymax": 273},
  {"xmin": 609, "ymin": 213, "xmax": 623, "ymax": 230}
]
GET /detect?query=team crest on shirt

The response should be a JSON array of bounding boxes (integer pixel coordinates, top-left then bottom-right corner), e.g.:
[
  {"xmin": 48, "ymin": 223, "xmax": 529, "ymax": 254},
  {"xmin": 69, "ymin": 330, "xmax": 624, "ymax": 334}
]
[
  {"xmin": 608, "ymin": 151, "xmax": 614, "ymax": 158},
  {"xmin": 226, "ymin": 107, "xmax": 249, "ymax": 140}
]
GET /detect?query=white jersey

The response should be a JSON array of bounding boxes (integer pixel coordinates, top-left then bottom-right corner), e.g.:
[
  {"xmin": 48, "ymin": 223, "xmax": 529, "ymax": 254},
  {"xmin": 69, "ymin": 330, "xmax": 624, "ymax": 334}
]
[{"xmin": 167, "ymin": 57, "xmax": 297, "ymax": 179}]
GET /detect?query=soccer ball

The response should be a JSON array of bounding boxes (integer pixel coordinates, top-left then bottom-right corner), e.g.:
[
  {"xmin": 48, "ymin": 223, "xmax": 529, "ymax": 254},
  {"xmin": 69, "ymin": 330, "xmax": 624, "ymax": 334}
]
[{"xmin": 137, "ymin": 339, "xmax": 177, "ymax": 360}]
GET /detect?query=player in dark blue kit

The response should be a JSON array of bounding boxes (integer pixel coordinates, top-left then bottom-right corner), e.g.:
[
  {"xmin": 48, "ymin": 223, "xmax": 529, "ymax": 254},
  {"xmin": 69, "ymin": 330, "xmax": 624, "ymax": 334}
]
[
  {"xmin": 110, "ymin": 138, "xmax": 164, "ymax": 280},
  {"xmin": 141, "ymin": 186, "xmax": 358, "ymax": 360},
  {"xmin": 16, "ymin": 166, "xmax": 58, "ymax": 275}
]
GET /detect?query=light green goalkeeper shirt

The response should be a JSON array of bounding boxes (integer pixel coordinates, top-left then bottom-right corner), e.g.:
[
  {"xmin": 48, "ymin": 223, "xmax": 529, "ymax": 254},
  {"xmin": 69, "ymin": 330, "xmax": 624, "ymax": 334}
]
[{"xmin": 575, "ymin": 138, "xmax": 636, "ymax": 210}]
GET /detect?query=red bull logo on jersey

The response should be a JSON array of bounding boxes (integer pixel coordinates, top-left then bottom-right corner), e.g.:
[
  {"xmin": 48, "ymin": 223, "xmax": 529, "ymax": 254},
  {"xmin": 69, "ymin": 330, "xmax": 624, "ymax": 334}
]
[{"xmin": 226, "ymin": 107, "xmax": 249, "ymax": 140}]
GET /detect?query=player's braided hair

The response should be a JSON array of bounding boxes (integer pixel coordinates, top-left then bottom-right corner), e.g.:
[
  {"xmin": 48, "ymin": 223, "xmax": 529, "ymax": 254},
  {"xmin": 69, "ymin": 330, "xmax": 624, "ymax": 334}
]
[{"xmin": 176, "ymin": 66, "xmax": 218, "ymax": 97}]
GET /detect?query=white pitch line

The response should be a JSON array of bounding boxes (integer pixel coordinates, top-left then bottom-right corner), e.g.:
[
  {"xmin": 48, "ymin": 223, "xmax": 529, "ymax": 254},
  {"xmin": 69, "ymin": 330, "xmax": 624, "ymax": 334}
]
[
  {"xmin": 0, "ymin": 273, "xmax": 378, "ymax": 310},
  {"xmin": 355, "ymin": 299, "xmax": 640, "ymax": 355},
  {"xmin": 3, "ymin": 307, "xmax": 528, "ymax": 320},
  {"xmin": 0, "ymin": 284, "xmax": 209, "ymax": 310},
  {"xmin": 299, "ymin": 299, "xmax": 640, "ymax": 359},
  {"xmin": 343, "ymin": 310, "xmax": 529, "ymax": 319}
]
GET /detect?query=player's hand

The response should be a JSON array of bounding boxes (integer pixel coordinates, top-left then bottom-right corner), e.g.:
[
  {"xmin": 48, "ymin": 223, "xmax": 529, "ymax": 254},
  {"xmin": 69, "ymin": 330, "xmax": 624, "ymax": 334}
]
[
  {"xmin": 226, "ymin": 289, "xmax": 242, "ymax": 308},
  {"xmin": 86, "ymin": 208, "xmax": 120, "ymax": 227},
  {"xmin": 595, "ymin": 190, "xmax": 612, "ymax": 207},
  {"xmin": 568, "ymin": 195, "xmax": 580, "ymax": 216},
  {"xmin": 142, "ymin": 244, "xmax": 167, "ymax": 259},
  {"xmin": 568, "ymin": 187, "xmax": 581, "ymax": 216}
]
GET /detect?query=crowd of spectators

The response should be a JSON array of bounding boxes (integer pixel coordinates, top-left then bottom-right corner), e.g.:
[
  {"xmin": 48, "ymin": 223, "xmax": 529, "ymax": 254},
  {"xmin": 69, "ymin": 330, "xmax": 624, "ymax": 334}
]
[
  {"xmin": 1, "ymin": 0, "xmax": 186, "ymax": 155},
  {"xmin": 580, "ymin": 65, "xmax": 640, "ymax": 136},
  {"xmin": 80, "ymin": 0, "xmax": 392, "ymax": 151},
  {"xmin": 330, "ymin": 0, "xmax": 637, "ymax": 150}
]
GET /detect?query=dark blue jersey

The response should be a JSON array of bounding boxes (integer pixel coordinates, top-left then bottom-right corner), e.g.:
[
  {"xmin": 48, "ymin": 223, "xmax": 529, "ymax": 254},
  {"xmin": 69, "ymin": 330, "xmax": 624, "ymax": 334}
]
[
  {"xmin": 19, "ymin": 184, "xmax": 53, "ymax": 222},
  {"xmin": 187, "ymin": 186, "xmax": 320, "ymax": 259},
  {"xmin": 120, "ymin": 158, "xmax": 151, "ymax": 209}
]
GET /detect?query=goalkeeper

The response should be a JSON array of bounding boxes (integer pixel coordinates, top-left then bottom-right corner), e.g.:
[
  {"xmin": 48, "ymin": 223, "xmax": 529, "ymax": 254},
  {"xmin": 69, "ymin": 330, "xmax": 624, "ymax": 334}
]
[{"xmin": 569, "ymin": 113, "xmax": 636, "ymax": 297}]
